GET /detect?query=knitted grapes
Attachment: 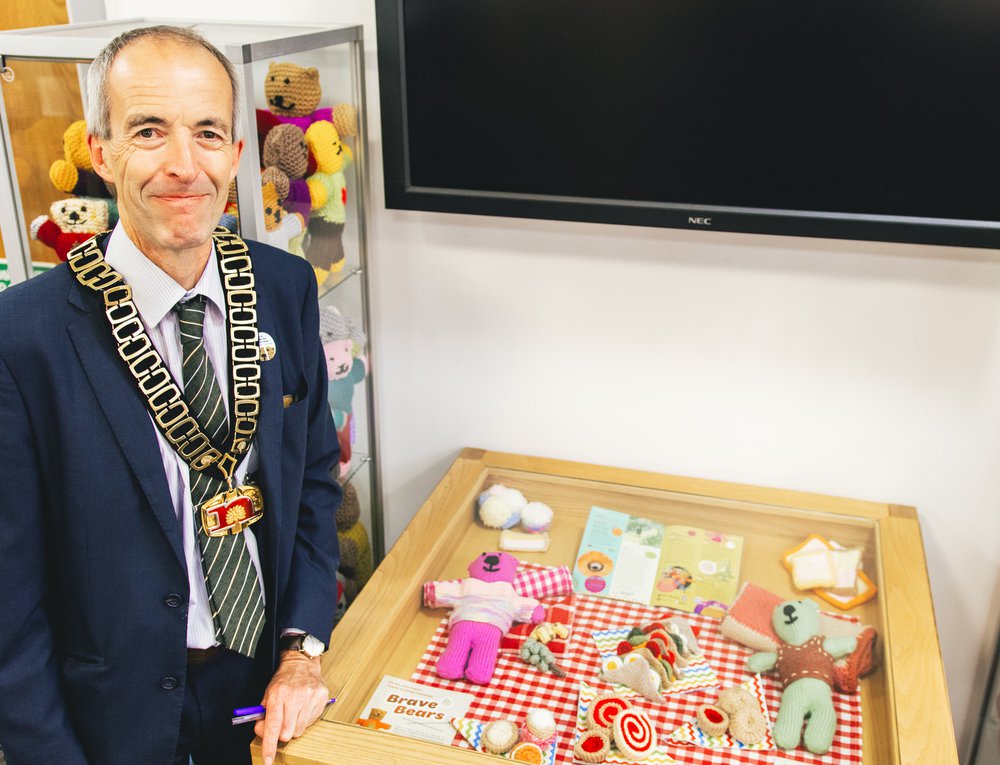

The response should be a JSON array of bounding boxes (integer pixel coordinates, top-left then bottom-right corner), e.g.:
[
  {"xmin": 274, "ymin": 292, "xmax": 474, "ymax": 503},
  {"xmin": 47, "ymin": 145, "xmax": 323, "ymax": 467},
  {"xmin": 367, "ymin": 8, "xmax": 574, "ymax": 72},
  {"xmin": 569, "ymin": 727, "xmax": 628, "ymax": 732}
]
[{"xmin": 518, "ymin": 638, "xmax": 566, "ymax": 677}]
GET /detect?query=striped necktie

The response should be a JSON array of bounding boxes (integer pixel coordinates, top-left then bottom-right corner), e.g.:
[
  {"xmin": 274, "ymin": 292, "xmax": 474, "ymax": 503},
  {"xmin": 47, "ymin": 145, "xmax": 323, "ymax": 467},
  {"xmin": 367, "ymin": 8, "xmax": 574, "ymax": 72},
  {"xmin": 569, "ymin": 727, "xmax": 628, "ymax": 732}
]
[{"xmin": 174, "ymin": 296, "xmax": 264, "ymax": 657}]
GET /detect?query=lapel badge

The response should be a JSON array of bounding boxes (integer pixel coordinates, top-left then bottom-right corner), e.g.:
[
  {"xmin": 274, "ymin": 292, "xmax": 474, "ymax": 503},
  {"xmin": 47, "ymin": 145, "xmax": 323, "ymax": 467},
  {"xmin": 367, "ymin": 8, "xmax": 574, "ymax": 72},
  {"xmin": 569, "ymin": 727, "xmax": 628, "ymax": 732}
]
[{"xmin": 258, "ymin": 332, "xmax": 277, "ymax": 362}]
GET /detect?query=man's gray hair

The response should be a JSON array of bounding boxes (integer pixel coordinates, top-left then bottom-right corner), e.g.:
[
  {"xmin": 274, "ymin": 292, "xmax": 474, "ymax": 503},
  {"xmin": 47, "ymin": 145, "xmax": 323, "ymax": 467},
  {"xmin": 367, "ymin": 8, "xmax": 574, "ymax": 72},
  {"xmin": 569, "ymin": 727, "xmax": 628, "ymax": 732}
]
[{"xmin": 85, "ymin": 25, "xmax": 242, "ymax": 142}]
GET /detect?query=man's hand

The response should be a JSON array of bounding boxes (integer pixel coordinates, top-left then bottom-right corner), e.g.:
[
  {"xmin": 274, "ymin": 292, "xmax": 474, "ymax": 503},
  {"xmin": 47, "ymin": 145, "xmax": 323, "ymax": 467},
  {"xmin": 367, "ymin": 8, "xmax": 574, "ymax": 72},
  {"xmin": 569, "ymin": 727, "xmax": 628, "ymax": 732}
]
[{"xmin": 255, "ymin": 651, "xmax": 330, "ymax": 765}]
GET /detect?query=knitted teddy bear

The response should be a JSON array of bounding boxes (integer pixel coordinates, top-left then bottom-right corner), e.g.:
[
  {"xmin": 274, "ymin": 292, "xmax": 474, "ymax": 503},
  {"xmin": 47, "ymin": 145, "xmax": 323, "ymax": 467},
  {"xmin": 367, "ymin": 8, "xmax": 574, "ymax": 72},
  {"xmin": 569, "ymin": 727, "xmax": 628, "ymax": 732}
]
[
  {"xmin": 304, "ymin": 120, "xmax": 353, "ymax": 284},
  {"xmin": 30, "ymin": 197, "xmax": 109, "ymax": 262},
  {"xmin": 335, "ymin": 481, "xmax": 373, "ymax": 597},
  {"xmin": 424, "ymin": 552, "xmax": 546, "ymax": 685},
  {"xmin": 747, "ymin": 599, "xmax": 857, "ymax": 755},
  {"xmin": 319, "ymin": 305, "xmax": 367, "ymax": 478},
  {"xmin": 49, "ymin": 120, "xmax": 116, "ymax": 206},
  {"xmin": 262, "ymin": 123, "xmax": 315, "ymax": 227},
  {"xmin": 258, "ymin": 179, "xmax": 306, "ymax": 256},
  {"xmin": 256, "ymin": 61, "xmax": 358, "ymax": 155}
]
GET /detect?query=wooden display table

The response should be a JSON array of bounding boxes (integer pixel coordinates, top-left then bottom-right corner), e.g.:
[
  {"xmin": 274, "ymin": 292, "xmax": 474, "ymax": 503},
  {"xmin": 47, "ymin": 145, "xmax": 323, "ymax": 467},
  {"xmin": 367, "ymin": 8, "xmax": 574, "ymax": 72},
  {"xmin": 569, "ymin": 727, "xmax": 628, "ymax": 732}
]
[{"xmin": 252, "ymin": 449, "xmax": 957, "ymax": 765}]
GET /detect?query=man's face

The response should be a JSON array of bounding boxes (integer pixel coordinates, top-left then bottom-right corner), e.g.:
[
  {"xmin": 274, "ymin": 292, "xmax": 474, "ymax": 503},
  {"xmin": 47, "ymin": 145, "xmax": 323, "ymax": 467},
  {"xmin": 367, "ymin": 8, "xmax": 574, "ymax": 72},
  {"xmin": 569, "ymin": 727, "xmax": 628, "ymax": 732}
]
[{"xmin": 89, "ymin": 39, "xmax": 243, "ymax": 261}]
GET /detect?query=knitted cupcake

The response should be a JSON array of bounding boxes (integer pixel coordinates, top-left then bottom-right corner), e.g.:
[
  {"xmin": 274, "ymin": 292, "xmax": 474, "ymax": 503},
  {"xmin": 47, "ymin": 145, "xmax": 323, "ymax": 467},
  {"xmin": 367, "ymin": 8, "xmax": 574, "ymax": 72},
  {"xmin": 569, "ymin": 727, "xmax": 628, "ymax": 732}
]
[
  {"xmin": 520, "ymin": 708, "xmax": 556, "ymax": 746},
  {"xmin": 482, "ymin": 719, "xmax": 520, "ymax": 754}
]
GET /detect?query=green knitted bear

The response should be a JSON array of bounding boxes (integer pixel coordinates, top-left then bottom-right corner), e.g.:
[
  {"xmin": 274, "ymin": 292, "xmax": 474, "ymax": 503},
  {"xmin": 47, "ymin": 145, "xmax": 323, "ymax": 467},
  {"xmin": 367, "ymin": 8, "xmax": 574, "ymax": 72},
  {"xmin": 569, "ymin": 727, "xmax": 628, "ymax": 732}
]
[{"xmin": 747, "ymin": 599, "xmax": 856, "ymax": 755}]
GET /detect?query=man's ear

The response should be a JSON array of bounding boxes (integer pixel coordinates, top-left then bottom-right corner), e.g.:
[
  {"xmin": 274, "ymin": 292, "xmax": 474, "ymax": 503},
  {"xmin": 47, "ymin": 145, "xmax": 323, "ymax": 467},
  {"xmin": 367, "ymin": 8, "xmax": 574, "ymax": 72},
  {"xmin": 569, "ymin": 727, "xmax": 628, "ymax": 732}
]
[
  {"xmin": 88, "ymin": 133, "xmax": 115, "ymax": 184},
  {"xmin": 229, "ymin": 137, "xmax": 245, "ymax": 182}
]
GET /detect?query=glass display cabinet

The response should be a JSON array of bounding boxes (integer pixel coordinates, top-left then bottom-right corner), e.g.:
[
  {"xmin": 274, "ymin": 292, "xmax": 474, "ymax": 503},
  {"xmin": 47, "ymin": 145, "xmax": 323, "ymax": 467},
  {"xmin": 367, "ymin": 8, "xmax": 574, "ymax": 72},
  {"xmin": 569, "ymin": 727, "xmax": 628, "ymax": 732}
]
[{"xmin": 0, "ymin": 19, "xmax": 383, "ymax": 603}]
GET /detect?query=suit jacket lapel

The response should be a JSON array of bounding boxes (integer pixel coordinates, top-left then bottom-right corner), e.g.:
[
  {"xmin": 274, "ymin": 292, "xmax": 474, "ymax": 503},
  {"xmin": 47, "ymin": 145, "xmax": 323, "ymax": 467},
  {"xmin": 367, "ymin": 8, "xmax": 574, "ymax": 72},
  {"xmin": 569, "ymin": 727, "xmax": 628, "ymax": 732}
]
[
  {"xmin": 253, "ymin": 285, "xmax": 283, "ymax": 591},
  {"xmin": 66, "ymin": 282, "xmax": 186, "ymax": 569}
]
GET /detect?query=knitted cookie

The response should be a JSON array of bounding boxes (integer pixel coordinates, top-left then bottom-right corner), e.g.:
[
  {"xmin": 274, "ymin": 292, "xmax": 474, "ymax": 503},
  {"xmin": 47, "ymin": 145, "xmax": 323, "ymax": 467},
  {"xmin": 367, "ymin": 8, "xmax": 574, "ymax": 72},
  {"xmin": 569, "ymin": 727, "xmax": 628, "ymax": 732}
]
[
  {"xmin": 717, "ymin": 686, "xmax": 767, "ymax": 745},
  {"xmin": 573, "ymin": 729, "xmax": 610, "ymax": 763},
  {"xmin": 586, "ymin": 695, "xmax": 631, "ymax": 730},
  {"xmin": 482, "ymin": 719, "xmax": 520, "ymax": 754},
  {"xmin": 612, "ymin": 709, "xmax": 657, "ymax": 761},
  {"xmin": 509, "ymin": 741, "xmax": 544, "ymax": 763},
  {"xmin": 522, "ymin": 708, "xmax": 556, "ymax": 745},
  {"xmin": 696, "ymin": 704, "xmax": 729, "ymax": 738}
]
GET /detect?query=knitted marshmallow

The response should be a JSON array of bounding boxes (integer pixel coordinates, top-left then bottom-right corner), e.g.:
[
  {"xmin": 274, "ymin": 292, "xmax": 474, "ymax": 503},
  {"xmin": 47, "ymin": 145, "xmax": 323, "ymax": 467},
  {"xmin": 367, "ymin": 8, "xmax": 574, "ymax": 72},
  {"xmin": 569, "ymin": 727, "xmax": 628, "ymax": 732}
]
[
  {"xmin": 477, "ymin": 484, "xmax": 527, "ymax": 529},
  {"xmin": 520, "ymin": 501, "xmax": 553, "ymax": 533},
  {"xmin": 479, "ymin": 495, "xmax": 521, "ymax": 529}
]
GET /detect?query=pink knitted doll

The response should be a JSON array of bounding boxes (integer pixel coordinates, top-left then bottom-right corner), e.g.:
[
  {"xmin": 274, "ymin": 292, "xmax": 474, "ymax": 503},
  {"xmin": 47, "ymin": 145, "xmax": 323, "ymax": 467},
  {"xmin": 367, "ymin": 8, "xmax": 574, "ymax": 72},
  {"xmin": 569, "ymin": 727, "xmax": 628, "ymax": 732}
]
[{"xmin": 424, "ymin": 552, "xmax": 546, "ymax": 685}]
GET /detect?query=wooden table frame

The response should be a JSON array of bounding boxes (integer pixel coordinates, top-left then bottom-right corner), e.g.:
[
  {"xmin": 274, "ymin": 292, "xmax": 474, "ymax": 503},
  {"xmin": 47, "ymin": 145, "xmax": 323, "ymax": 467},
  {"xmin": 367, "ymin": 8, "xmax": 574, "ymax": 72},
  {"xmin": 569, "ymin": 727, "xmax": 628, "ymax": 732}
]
[{"xmin": 253, "ymin": 449, "xmax": 957, "ymax": 765}]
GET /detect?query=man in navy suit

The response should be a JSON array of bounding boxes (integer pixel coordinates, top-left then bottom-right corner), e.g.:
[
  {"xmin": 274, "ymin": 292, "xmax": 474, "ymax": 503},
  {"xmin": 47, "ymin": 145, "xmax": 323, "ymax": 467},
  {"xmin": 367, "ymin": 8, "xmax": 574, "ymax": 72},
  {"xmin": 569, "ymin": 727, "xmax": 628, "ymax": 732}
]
[{"xmin": 0, "ymin": 26, "xmax": 341, "ymax": 765}]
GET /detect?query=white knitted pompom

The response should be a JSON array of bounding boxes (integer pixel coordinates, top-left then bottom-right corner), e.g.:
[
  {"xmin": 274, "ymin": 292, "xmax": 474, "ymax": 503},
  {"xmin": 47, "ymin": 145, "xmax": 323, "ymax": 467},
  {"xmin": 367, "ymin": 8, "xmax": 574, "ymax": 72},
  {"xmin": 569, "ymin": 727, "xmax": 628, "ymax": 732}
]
[
  {"xmin": 479, "ymin": 495, "xmax": 520, "ymax": 529},
  {"xmin": 520, "ymin": 501, "xmax": 553, "ymax": 533}
]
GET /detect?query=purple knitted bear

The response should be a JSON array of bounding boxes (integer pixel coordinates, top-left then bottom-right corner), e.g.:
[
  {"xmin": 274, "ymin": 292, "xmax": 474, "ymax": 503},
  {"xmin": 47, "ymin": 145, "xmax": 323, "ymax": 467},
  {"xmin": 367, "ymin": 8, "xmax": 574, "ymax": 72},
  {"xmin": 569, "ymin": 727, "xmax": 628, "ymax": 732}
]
[{"xmin": 425, "ymin": 552, "xmax": 545, "ymax": 685}]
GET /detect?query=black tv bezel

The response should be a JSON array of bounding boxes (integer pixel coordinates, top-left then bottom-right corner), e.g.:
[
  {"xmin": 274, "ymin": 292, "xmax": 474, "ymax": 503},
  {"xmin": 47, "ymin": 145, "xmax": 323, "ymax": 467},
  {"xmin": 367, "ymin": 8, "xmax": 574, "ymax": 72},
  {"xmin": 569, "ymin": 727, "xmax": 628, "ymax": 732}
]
[{"xmin": 375, "ymin": 0, "xmax": 1000, "ymax": 251}]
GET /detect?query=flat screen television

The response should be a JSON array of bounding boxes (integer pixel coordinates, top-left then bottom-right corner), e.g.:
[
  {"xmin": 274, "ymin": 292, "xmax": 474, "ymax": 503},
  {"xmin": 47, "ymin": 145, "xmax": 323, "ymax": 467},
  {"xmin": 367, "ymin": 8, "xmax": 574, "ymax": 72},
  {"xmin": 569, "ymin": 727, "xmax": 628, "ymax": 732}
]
[{"xmin": 375, "ymin": 0, "xmax": 1000, "ymax": 249}]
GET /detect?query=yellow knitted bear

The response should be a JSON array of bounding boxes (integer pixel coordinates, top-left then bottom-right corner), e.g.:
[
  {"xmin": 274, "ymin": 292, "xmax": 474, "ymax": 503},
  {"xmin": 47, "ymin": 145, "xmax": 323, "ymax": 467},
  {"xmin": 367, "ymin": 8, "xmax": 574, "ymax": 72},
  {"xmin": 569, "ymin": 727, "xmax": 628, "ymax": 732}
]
[
  {"xmin": 303, "ymin": 120, "xmax": 353, "ymax": 283},
  {"xmin": 49, "ymin": 120, "xmax": 113, "ymax": 202}
]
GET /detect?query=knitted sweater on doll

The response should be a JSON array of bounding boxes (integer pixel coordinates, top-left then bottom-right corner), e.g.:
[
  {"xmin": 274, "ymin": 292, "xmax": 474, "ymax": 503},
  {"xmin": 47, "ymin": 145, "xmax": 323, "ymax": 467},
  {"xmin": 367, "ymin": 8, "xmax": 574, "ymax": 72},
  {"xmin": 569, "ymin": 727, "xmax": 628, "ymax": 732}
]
[
  {"xmin": 775, "ymin": 635, "xmax": 836, "ymax": 686},
  {"xmin": 428, "ymin": 578, "xmax": 541, "ymax": 634}
]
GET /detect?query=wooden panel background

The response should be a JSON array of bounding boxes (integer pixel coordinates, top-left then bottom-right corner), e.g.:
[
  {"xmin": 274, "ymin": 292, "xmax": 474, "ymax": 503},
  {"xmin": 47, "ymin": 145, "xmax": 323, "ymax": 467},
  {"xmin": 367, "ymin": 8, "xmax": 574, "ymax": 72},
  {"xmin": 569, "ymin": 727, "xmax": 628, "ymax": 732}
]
[{"xmin": 1, "ymin": 0, "xmax": 82, "ymax": 267}]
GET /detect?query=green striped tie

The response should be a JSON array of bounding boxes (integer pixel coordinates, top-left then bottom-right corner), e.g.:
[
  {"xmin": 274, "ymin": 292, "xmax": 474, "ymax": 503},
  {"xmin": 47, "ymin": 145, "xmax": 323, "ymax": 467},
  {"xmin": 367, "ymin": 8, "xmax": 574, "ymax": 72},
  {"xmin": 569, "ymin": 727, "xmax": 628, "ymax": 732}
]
[{"xmin": 174, "ymin": 296, "xmax": 264, "ymax": 658}]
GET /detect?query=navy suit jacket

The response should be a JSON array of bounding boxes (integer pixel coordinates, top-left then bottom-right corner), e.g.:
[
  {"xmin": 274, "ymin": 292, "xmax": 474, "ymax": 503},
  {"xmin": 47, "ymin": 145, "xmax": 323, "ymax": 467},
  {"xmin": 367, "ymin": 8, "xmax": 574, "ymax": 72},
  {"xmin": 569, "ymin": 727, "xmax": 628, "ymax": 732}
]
[{"xmin": 0, "ymin": 239, "xmax": 341, "ymax": 764}]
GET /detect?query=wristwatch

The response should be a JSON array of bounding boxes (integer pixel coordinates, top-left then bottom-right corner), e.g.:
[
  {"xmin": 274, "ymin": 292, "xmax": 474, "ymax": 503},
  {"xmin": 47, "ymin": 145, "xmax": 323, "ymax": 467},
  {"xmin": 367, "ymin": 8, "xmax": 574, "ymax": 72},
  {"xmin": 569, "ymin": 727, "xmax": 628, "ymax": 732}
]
[{"xmin": 279, "ymin": 633, "xmax": 326, "ymax": 658}]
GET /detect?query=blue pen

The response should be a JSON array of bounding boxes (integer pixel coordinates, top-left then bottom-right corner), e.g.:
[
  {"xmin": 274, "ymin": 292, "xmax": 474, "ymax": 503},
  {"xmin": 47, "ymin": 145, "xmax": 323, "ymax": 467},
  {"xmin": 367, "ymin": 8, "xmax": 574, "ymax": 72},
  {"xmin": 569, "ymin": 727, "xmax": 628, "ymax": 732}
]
[{"xmin": 231, "ymin": 698, "xmax": 336, "ymax": 726}]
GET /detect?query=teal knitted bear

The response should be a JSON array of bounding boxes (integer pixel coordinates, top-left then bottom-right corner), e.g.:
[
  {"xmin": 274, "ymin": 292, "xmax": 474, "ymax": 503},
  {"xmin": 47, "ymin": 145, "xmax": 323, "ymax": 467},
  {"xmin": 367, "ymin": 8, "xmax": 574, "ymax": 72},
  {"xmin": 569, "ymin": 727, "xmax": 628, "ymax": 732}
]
[{"xmin": 747, "ymin": 599, "xmax": 856, "ymax": 755}]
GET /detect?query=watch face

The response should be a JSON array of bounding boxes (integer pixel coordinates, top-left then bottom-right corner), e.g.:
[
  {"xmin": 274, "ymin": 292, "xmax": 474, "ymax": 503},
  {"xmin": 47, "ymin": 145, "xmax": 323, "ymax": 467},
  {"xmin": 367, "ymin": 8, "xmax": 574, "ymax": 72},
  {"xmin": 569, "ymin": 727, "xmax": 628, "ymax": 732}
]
[{"xmin": 302, "ymin": 634, "xmax": 325, "ymax": 658}]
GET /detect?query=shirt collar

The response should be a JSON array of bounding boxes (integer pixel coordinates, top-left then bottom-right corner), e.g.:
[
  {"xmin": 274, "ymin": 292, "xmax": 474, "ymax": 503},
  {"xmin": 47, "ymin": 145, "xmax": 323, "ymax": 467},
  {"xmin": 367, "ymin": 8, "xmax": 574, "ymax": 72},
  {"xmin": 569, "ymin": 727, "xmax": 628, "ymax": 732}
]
[{"xmin": 104, "ymin": 222, "xmax": 225, "ymax": 327}]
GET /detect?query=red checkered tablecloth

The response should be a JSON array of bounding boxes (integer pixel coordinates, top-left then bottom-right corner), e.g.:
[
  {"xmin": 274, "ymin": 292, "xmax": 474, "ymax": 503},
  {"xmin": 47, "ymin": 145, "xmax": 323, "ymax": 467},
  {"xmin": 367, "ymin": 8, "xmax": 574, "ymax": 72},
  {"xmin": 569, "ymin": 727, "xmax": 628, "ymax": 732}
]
[{"xmin": 412, "ymin": 588, "xmax": 863, "ymax": 765}]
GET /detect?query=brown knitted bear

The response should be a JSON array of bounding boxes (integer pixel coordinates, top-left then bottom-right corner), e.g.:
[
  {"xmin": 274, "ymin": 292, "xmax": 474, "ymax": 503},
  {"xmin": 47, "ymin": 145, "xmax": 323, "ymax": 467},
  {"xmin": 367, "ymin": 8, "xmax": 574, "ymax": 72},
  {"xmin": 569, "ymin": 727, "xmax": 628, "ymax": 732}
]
[
  {"xmin": 336, "ymin": 482, "xmax": 373, "ymax": 600},
  {"xmin": 262, "ymin": 123, "xmax": 313, "ymax": 229},
  {"xmin": 265, "ymin": 61, "xmax": 321, "ymax": 117}
]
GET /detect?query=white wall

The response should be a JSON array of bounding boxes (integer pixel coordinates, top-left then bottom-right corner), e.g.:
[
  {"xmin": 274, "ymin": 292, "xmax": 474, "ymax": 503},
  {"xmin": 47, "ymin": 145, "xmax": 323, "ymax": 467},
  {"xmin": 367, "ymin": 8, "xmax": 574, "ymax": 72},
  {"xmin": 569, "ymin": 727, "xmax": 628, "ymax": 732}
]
[{"xmin": 106, "ymin": 1, "xmax": 1000, "ymax": 757}]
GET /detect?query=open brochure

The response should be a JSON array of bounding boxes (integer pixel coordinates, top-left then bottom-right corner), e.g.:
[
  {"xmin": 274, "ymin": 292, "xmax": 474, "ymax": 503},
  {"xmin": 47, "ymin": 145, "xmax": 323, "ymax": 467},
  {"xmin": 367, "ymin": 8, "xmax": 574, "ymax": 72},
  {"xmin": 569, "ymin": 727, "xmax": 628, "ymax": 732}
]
[
  {"xmin": 355, "ymin": 675, "xmax": 475, "ymax": 745},
  {"xmin": 572, "ymin": 506, "xmax": 743, "ymax": 612}
]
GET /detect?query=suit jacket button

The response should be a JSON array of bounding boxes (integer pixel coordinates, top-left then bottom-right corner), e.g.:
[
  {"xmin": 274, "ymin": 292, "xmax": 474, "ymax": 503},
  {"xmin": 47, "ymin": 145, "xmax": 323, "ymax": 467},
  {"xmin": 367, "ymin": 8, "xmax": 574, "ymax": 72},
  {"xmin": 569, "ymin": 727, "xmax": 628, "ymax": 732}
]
[
  {"xmin": 164, "ymin": 594, "xmax": 182, "ymax": 608},
  {"xmin": 160, "ymin": 676, "xmax": 179, "ymax": 690}
]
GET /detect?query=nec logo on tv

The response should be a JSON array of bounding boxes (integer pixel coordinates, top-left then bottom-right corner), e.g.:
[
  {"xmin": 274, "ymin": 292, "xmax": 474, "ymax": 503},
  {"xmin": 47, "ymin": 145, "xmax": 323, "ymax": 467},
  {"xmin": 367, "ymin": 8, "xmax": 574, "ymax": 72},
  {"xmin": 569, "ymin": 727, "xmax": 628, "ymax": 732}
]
[{"xmin": 688, "ymin": 216, "xmax": 713, "ymax": 226}]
